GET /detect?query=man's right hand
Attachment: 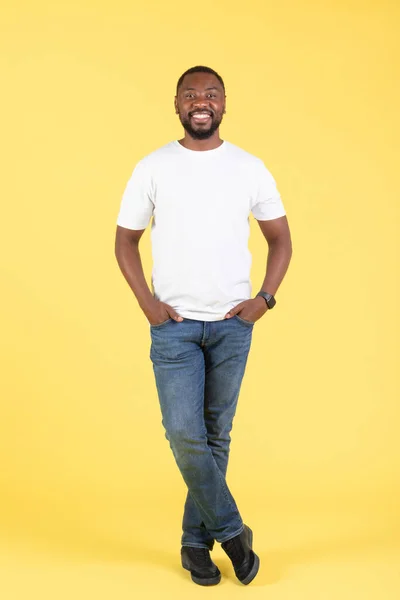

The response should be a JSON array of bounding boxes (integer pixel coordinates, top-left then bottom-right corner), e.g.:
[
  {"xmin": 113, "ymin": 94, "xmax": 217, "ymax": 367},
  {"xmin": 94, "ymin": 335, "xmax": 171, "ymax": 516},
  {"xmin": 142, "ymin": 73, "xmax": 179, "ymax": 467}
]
[{"xmin": 144, "ymin": 299, "xmax": 184, "ymax": 326}]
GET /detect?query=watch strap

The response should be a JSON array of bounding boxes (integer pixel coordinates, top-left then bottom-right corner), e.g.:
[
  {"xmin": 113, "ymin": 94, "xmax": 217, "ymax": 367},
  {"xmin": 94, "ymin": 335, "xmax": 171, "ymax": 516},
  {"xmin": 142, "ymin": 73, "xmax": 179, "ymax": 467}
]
[{"xmin": 256, "ymin": 291, "xmax": 276, "ymax": 309}]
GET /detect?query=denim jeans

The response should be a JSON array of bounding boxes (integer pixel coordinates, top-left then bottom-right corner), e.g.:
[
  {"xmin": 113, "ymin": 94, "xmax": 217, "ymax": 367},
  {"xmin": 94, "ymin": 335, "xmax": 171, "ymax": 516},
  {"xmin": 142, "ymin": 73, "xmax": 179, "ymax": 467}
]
[{"xmin": 150, "ymin": 316, "xmax": 254, "ymax": 549}]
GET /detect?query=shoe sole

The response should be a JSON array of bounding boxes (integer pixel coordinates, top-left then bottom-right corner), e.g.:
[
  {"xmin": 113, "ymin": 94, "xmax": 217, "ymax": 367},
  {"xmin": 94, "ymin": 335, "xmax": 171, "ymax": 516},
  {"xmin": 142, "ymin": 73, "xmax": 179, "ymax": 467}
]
[
  {"xmin": 181, "ymin": 558, "xmax": 221, "ymax": 586},
  {"xmin": 239, "ymin": 526, "xmax": 260, "ymax": 585}
]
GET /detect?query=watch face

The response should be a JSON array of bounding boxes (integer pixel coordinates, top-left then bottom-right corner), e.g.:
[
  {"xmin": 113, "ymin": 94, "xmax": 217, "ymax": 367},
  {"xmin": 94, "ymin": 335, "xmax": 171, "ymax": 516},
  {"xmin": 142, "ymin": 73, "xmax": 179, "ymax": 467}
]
[{"xmin": 257, "ymin": 292, "xmax": 276, "ymax": 308}]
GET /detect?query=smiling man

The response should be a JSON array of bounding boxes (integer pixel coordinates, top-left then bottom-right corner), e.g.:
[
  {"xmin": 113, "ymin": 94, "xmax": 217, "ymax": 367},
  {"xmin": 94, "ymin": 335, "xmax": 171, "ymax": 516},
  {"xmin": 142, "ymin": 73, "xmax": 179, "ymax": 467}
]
[{"xmin": 115, "ymin": 66, "xmax": 292, "ymax": 586}]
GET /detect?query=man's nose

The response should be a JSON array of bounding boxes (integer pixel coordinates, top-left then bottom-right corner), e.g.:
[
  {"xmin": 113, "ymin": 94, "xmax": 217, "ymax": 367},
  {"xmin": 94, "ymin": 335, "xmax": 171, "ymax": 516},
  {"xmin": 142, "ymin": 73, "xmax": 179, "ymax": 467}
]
[{"xmin": 192, "ymin": 100, "xmax": 209, "ymax": 108}]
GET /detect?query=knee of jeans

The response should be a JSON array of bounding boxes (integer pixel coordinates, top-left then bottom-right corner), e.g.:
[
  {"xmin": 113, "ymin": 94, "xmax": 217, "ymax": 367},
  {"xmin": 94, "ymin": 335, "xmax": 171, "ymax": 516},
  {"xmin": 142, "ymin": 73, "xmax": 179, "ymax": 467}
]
[
  {"xmin": 206, "ymin": 422, "xmax": 232, "ymax": 444},
  {"xmin": 207, "ymin": 434, "xmax": 231, "ymax": 451},
  {"xmin": 166, "ymin": 424, "xmax": 207, "ymax": 451}
]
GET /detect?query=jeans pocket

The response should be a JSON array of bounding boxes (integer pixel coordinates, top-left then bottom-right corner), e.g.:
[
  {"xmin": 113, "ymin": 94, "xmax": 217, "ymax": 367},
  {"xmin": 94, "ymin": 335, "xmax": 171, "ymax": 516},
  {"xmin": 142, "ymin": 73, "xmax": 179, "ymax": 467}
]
[
  {"xmin": 235, "ymin": 315, "xmax": 255, "ymax": 327},
  {"xmin": 150, "ymin": 318, "xmax": 173, "ymax": 329}
]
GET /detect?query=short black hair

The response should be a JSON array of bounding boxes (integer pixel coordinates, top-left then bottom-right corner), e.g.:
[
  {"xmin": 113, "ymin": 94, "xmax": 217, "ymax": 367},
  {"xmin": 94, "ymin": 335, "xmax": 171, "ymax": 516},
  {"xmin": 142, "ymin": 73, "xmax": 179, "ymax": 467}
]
[{"xmin": 176, "ymin": 66, "xmax": 225, "ymax": 94}]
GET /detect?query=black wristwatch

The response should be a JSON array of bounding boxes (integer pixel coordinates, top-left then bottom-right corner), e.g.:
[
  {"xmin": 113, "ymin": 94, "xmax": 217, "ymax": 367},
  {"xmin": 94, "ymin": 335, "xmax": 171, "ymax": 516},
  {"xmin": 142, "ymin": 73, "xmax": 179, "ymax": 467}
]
[{"xmin": 256, "ymin": 291, "xmax": 276, "ymax": 309}]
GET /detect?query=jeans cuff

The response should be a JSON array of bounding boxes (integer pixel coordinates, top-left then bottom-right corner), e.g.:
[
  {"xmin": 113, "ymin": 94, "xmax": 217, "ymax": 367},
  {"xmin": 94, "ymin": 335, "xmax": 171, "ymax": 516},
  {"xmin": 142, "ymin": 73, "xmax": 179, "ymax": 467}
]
[
  {"xmin": 217, "ymin": 523, "xmax": 245, "ymax": 544},
  {"xmin": 181, "ymin": 542, "xmax": 214, "ymax": 550}
]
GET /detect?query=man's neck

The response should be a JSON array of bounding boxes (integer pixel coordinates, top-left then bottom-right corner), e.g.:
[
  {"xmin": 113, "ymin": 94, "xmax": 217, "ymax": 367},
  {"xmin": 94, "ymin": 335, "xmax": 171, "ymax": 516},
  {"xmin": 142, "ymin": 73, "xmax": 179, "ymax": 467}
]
[{"xmin": 178, "ymin": 132, "xmax": 224, "ymax": 151}]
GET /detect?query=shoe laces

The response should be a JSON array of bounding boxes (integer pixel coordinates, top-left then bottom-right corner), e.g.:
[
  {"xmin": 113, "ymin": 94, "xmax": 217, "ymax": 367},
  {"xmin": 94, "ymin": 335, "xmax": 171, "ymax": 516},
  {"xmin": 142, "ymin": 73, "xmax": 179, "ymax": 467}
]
[{"xmin": 190, "ymin": 547, "xmax": 212, "ymax": 566}]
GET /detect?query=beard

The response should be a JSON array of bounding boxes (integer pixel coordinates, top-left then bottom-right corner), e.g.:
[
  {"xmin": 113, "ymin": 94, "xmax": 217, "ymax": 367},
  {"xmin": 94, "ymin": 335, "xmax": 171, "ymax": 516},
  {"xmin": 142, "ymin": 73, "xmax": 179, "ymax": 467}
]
[{"xmin": 178, "ymin": 110, "xmax": 224, "ymax": 140}]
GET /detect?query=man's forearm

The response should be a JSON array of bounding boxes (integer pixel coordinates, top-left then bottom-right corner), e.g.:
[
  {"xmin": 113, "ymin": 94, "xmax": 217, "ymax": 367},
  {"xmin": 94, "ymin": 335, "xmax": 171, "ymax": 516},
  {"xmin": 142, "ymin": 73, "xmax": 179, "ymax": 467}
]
[
  {"xmin": 115, "ymin": 238, "xmax": 155, "ymax": 312},
  {"xmin": 259, "ymin": 239, "xmax": 292, "ymax": 296}
]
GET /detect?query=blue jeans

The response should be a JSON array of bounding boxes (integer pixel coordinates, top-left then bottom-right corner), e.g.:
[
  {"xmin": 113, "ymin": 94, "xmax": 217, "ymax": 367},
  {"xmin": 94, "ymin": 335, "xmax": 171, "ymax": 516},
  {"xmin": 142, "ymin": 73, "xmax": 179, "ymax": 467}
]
[{"xmin": 150, "ymin": 316, "xmax": 254, "ymax": 549}]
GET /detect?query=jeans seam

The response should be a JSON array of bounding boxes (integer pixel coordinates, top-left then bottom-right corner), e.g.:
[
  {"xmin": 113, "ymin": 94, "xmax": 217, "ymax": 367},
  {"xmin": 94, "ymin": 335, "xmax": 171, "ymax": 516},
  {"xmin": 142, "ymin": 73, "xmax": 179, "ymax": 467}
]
[{"xmin": 214, "ymin": 460, "xmax": 243, "ymax": 530}]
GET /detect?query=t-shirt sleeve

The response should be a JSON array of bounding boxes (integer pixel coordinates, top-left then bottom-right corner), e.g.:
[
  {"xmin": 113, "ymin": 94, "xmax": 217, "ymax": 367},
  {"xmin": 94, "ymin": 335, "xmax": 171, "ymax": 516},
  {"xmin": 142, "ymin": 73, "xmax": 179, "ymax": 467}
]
[
  {"xmin": 250, "ymin": 159, "xmax": 286, "ymax": 221},
  {"xmin": 116, "ymin": 159, "xmax": 154, "ymax": 230}
]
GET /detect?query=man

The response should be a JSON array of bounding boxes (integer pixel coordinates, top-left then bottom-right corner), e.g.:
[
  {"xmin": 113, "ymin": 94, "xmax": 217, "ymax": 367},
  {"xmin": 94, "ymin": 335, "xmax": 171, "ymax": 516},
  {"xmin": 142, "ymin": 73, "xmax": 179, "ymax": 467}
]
[{"xmin": 115, "ymin": 66, "xmax": 292, "ymax": 586}]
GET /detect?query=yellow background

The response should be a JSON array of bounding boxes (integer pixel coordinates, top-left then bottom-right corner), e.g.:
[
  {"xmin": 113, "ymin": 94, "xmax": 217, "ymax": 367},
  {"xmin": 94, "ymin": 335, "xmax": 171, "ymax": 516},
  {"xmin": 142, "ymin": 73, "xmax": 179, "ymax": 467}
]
[{"xmin": 1, "ymin": 0, "xmax": 399, "ymax": 598}]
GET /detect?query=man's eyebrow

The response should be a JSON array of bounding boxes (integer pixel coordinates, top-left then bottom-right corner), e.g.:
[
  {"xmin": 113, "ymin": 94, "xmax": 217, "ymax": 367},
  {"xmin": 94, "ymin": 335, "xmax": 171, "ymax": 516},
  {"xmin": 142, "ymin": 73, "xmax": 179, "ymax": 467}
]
[{"xmin": 183, "ymin": 86, "xmax": 220, "ymax": 91}]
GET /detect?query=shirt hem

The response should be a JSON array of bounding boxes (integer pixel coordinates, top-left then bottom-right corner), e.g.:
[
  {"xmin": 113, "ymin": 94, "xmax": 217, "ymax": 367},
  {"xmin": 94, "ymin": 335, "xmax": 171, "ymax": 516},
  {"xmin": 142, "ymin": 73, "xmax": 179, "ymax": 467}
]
[{"xmin": 178, "ymin": 311, "xmax": 228, "ymax": 322}]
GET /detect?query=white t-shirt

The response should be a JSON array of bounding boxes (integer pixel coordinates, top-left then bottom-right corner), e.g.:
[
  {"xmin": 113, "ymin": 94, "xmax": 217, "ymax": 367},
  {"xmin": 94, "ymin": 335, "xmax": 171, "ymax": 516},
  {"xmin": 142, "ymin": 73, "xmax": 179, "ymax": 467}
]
[{"xmin": 117, "ymin": 140, "xmax": 286, "ymax": 321}]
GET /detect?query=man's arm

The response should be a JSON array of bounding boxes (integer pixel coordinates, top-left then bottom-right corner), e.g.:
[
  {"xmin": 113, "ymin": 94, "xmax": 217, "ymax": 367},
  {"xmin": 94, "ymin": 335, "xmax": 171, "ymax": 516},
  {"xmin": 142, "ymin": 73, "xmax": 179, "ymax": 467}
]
[
  {"xmin": 115, "ymin": 225, "xmax": 183, "ymax": 325},
  {"xmin": 225, "ymin": 215, "xmax": 292, "ymax": 321},
  {"xmin": 257, "ymin": 215, "xmax": 292, "ymax": 296}
]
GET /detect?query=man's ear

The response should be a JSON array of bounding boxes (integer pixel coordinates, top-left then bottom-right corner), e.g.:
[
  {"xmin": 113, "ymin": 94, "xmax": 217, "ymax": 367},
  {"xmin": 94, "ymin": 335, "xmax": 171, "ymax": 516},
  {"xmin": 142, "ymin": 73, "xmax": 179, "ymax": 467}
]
[{"xmin": 174, "ymin": 97, "xmax": 179, "ymax": 114}]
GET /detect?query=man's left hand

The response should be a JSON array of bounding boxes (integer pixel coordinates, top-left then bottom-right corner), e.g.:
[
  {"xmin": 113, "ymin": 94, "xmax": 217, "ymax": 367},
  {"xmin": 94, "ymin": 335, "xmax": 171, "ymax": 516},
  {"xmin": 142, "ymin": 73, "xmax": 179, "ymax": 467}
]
[{"xmin": 224, "ymin": 297, "xmax": 268, "ymax": 323}]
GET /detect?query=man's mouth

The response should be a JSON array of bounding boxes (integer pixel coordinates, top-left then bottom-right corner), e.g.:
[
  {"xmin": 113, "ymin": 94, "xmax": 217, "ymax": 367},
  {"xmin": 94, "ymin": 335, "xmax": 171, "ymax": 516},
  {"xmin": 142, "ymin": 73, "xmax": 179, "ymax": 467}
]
[{"xmin": 190, "ymin": 111, "xmax": 213, "ymax": 123}]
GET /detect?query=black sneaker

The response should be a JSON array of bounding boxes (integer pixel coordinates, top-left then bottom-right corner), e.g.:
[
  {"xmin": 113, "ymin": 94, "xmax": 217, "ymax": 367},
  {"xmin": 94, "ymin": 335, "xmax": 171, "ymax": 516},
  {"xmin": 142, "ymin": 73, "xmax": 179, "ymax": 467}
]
[
  {"xmin": 221, "ymin": 524, "xmax": 260, "ymax": 585},
  {"xmin": 181, "ymin": 546, "xmax": 221, "ymax": 586}
]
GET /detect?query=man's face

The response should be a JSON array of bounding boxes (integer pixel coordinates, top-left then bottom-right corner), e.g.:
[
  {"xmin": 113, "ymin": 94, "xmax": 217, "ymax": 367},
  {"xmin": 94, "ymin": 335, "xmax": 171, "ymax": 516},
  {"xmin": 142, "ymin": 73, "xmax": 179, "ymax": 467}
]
[{"xmin": 175, "ymin": 72, "xmax": 226, "ymax": 140}]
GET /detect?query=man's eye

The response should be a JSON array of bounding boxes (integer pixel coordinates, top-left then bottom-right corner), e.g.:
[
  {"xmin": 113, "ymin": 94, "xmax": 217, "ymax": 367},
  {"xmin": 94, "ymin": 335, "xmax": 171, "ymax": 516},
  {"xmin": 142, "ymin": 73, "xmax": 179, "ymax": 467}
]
[
  {"xmin": 207, "ymin": 94, "xmax": 216, "ymax": 98},
  {"xmin": 186, "ymin": 94, "xmax": 195, "ymax": 99}
]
